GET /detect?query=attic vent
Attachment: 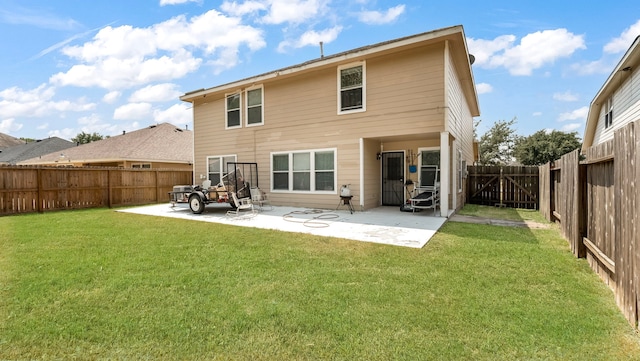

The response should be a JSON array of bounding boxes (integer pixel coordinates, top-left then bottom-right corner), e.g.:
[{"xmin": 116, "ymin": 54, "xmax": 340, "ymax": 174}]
[
  {"xmin": 175, "ymin": 128, "xmax": 183, "ymax": 132},
  {"xmin": 149, "ymin": 125, "xmax": 157, "ymax": 128}
]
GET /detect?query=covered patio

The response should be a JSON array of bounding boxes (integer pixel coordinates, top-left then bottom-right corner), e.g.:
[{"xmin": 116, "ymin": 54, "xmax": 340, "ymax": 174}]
[{"xmin": 119, "ymin": 204, "xmax": 448, "ymax": 248}]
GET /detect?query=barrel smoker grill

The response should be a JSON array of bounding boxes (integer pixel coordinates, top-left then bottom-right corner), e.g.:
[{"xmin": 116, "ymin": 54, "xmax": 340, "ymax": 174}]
[{"xmin": 169, "ymin": 162, "xmax": 258, "ymax": 214}]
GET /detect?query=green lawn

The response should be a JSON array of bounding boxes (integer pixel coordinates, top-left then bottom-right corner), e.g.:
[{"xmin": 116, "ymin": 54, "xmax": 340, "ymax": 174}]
[
  {"xmin": 1, "ymin": 207, "xmax": 639, "ymax": 360},
  {"xmin": 457, "ymin": 203, "xmax": 549, "ymax": 223}
]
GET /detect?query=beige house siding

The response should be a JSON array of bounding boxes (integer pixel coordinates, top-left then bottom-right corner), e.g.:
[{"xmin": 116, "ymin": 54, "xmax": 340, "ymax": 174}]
[
  {"xmin": 188, "ymin": 27, "xmax": 479, "ymax": 212},
  {"xmin": 192, "ymin": 45, "xmax": 448, "ymax": 208}
]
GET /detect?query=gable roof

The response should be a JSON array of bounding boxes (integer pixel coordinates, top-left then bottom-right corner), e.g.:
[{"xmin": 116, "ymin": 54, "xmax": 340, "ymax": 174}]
[
  {"xmin": 0, "ymin": 132, "xmax": 23, "ymax": 149},
  {"xmin": 582, "ymin": 35, "xmax": 640, "ymax": 151},
  {"xmin": 19, "ymin": 123, "xmax": 193, "ymax": 165},
  {"xmin": 0, "ymin": 137, "xmax": 74, "ymax": 165},
  {"xmin": 181, "ymin": 25, "xmax": 479, "ymax": 117}
]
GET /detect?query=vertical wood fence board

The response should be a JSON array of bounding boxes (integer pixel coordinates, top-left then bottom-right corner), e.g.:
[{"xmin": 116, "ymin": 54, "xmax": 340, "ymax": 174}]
[
  {"xmin": 635, "ymin": 121, "xmax": 640, "ymax": 329},
  {"xmin": 466, "ymin": 165, "xmax": 539, "ymax": 209},
  {"xmin": 538, "ymin": 163, "xmax": 551, "ymax": 221},
  {"xmin": 614, "ymin": 122, "xmax": 638, "ymax": 326},
  {"xmin": 0, "ymin": 166, "xmax": 192, "ymax": 216}
]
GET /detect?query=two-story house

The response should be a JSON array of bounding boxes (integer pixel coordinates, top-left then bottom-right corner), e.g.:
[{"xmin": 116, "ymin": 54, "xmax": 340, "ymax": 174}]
[
  {"xmin": 181, "ymin": 25, "xmax": 480, "ymax": 217},
  {"xmin": 583, "ymin": 35, "xmax": 640, "ymax": 150}
]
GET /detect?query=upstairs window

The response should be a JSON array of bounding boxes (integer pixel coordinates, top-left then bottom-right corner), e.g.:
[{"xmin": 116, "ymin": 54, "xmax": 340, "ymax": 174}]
[
  {"xmin": 338, "ymin": 63, "xmax": 366, "ymax": 114},
  {"xmin": 604, "ymin": 96, "xmax": 613, "ymax": 129},
  {"xmin": 226, "ymin": 93, "xmax": 241, "ymax": 129},
  {"xmin": 246, "ymin": 86, "xmax": 263, "ymax": 126}
]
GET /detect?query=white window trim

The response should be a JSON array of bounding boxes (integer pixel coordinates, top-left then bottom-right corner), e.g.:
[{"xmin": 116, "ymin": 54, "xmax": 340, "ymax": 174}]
[
  {"xmin": 604, "ymin": 96, "xmax": 613, "ymax": 129},
  {"xmin": 337, "ymin": 62, "xmax": 366, "ymax": 115},
  {"xmin": 270, "ymin": 148, "xmax": 337, "ymax": 194},
  {"xmin": 206, "ymin": 154, "xmax": 237, "ymax": 184},
  {"xmin": 225, "ymin": 92, "xmax": 242, "ymax": 130},
  {"xmin": 245, "ymin": 85, "xmax": 264, "ymax": 127},
  {"xmin": 418, "ymin": 147, "xmax": 440, "ymax": 187}
]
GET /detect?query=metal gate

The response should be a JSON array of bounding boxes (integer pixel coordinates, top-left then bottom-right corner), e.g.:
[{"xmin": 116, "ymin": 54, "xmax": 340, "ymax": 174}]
[{"xmin": 382, "ymin": 151, "xmax": 405, "ymax": 206}]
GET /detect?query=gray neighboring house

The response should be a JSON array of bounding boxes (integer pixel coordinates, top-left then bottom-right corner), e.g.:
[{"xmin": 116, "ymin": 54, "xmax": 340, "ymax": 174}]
[
  {"xmin": 0, "ymin": 132, "xmax": 23, "ymax": 150},
  {"xmin": 0, "ymin": 137, "xmax": 75, "ymax": 165}
]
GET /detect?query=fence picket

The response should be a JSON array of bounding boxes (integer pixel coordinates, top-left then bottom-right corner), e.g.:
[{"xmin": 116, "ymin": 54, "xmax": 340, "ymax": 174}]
[
  {"xmin": 466, "ymin": 165, "xmax": 539, "ymax": 209},
  {"xmin": 0, "ymin": 166, "xmax": 192, "ymax": 216},
  {"xmin": 538, "ymin": 120, "xmax": 639, "ymax": 330}
]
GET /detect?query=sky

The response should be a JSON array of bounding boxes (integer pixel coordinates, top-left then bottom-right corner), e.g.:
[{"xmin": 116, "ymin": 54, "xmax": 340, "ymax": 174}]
[{"xmin": 0, "ymin": 0, "xmax": 639, "ymax": 141}]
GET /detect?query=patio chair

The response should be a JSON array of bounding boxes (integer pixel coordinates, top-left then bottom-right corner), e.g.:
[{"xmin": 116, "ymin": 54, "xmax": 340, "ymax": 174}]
[
  {"xmin": 250, "ymin": 186, "xmax": 273, "ymax": 211},
  {"xmin": 226, "ymin": 192, "xmax": 257, "ymax": 217},
  {"xmin": 409, "ymin": 165, "xmax": 440, "ymax": 215}
]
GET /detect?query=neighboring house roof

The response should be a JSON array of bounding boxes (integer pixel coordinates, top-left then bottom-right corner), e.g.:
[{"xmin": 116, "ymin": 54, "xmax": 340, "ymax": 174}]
[
  {"xmin": 19, "ymin": 123, "xmax": 193, "ymax": 166},
  {"xmin": 582, "ymin": 35, "xmax": 640, "ymax": 151},
  {"xmin": 181, "ymin": 25, "xmax": 480, "ymax": 117},
  {"xmin": 0, "ymin": 132, "xmax": 23, "ymax": 149},
  {"xmin": 0, "ymin": 137, "xmax": 74, "ymax": 165}
]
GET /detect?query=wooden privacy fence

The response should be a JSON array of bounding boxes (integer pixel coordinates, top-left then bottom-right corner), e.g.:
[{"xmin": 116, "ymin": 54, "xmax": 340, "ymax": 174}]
[
  {"xmin": 539, "ymin": 120, "xmax": 639, "ymax": 330},
  {"xmin": 466, "ymin": 165, "xmax": 539, "ymax": 209},
  {"xmin": 0, "ymin": 166, "xmax": 193, "ymax": 216}
]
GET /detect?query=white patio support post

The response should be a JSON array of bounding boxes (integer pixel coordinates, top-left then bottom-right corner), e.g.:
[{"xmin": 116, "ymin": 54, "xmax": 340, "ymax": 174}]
[
  {"xmin": 439, "ymin": 131, "xmax": 450, "ymax": 217},
  {"xmin": 359, "ymin": 138, "xmax": 364, "ymax": 210}
]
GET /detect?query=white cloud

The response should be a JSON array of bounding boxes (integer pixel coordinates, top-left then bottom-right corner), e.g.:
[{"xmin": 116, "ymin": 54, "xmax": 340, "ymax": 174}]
[
  {"xmin": 604, "ymin": 19, "xmax": 640, "ymax": 54},
  {"xmin": 129, "ymin": 83, "xmax": 182, "ymax": 103},
  {"xmin": 50, "ymin": 10, "xmax": 266, "ymax": 89},
  {"xmin": 533, "ymin": 112, "xmax": 543, "ymax": 117},
  {"xmin": 475, "ymin": 83, "xmax": 493, "ymax": 94},
  {"xmin": 160, "ymin": 0, "xmax": 202, "ymax": 5},
  {"xmin": 221, "ymin": 1, "xmax": 267, "ymax": 17},
  {"xmin": 0, "ymin": 6, "xmax": 80, "ymax": 31},
  {"xmin": 468, "ymin": 29, "xmax": 585, "ymax": 76},
  {"xmin": 47, "ymin": 128, "xmax": 76, "ymax": 140},
  {"xmin": 558, "ymin": 106, "xmax": 588, "ymax": 122},
  {"xmin": 0, "ymin": 118, "xmax": 23, "ymax": 134},
  {"xmin": 562, "ymin": 123, "xmax": 582, "ymax": 132},
  {"xmin": 113, "ymin": 103, "xmax": 153, "ymax": 120},
  {"xmin": 553, "ymin": 91, "xmax": 578, "ymax": 102},
  {"xmin": 570, "ymin": 58, "xmax": 614, "ymax": 76},
  {"xmin": 103, "ymin": 91, "xmax": 121, "ymax": 104},
  {"xmin": 277, "ymin": 26, "xmax": 343, "ymax": 52},
  {"xmin": 261, "ymin": 0, "xmax": 329, "ymax": 25},
  {"xmin": 0, "ymin": 84, "xmax": 95, "ymax": 119},
  {"xmin": 357, "ymin": 5, "xmax": 405, "ymax": 25},
  {"xmin": 467, "ymin": 35, "xmax": 516, "ymax": 67},
  {"xmin": 154, "ymin": 103, "xmax": 193, "ymax": 125}
]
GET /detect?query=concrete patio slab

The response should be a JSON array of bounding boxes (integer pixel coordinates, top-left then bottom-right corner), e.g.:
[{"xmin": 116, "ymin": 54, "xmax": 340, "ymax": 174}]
[{"xmin": 118, "ymin": 203, "xmax": 447, "ymax": 248}]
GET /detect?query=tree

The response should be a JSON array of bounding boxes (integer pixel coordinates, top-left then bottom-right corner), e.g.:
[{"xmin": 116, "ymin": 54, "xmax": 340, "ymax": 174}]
[
  {"xmin": 478, "ymin": 118, "xmax": 519, "ymax": 165},
  {"xmin": 514, "ymin": 130, "xmax": 582, "ymax": 166},
  {"xmin": 72, "ymin": 132, "xmax": 104, "ymax": 144}
]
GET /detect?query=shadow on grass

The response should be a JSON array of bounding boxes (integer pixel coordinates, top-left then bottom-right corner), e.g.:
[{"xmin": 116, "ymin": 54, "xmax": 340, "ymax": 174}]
[
  {"xmin": 441, "ymin": 218, "xmax": 540, "ymax": 245},
  {"xmin": 457, "ymin": 204, "xmax": 549, "ymax": 224}
]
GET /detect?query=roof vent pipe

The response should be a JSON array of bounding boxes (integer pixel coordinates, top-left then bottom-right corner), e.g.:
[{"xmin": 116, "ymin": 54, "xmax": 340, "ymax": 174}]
[{"xmin": 320, "ymin": 41, "xmax": 324, "ymax": 58}]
